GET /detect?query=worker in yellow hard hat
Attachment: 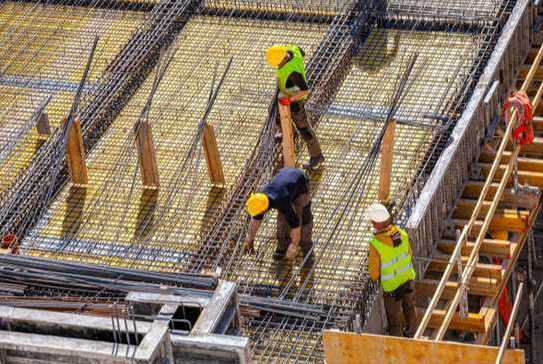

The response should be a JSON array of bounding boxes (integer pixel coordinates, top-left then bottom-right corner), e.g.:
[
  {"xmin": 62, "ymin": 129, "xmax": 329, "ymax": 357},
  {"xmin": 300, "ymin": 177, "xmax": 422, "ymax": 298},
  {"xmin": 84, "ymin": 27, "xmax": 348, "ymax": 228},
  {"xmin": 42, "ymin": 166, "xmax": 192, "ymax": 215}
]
[
  {"xmin": 245, "ymin": 167, "xmax": 315, "ymax": 286},
  {"xmin": 367, "ymin": 203, "xmax": 417, "ymax": 337},
  {"xmin": 266, "ymin": 45, "xmax": 324, "ymax": 170}
]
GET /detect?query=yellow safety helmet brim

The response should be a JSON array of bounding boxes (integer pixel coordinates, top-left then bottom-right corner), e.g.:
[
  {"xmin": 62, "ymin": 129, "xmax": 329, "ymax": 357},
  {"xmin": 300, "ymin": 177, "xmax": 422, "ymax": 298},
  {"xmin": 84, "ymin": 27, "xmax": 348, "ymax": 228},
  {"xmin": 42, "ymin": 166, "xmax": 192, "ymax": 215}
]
[
  {"xmin": 246, "ymin": 193, "xmax": 270, "ymax": 217},
  {"xmin": 266, "ymin": 45, "xmax": 288, "ymax": 68}
]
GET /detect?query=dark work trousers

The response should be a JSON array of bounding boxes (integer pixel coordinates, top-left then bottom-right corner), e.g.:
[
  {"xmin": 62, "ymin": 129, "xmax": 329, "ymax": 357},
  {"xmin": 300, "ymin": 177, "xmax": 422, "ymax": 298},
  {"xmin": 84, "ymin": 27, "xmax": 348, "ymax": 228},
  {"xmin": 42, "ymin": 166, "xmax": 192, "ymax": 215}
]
[
  {"xmin": 276, "ymin": 192, "xmax": 314, "ymax": 265},
  {"xmin": 277, "ymin": 101, "xmax": 322, "ymax": 159},
  {"xmin": 383, "ymin": 280, "xmax": 417, "ymax": 337},
  {"xmin": 275, "ymin": 192, "xmax": 315, "ymax": 290}
]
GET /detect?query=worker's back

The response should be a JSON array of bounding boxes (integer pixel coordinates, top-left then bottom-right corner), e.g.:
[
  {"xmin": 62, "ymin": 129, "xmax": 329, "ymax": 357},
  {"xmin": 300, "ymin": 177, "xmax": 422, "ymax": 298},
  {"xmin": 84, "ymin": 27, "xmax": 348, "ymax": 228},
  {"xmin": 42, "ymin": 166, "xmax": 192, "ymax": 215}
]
[{"xmin": 262, "ymin": 167, "xmax": 309, "ymax": 203}]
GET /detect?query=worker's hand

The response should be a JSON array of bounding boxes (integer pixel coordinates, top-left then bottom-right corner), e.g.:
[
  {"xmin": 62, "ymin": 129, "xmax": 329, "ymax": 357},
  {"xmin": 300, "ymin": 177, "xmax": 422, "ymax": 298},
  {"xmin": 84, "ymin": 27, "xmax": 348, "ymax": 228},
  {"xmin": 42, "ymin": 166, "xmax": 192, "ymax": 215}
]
[
  {"xmin": 244, "ymin": 238, "xmax": 255, "ymax": 255},
  {"xmin": 278, "ymin": 97, "xmax": 291, "ymax": 106},
  {"xmin": 285, "ymin": 243, "xmax": 299, "ymax": 261}
]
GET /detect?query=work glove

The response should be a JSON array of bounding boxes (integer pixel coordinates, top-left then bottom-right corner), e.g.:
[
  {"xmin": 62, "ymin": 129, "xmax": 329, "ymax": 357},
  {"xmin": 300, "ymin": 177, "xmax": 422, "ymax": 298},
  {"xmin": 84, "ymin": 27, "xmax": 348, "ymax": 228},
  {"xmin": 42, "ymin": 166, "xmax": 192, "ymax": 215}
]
[{"xmin": 278, "ymin": 97, "xmax": 291, "ymax": 106}]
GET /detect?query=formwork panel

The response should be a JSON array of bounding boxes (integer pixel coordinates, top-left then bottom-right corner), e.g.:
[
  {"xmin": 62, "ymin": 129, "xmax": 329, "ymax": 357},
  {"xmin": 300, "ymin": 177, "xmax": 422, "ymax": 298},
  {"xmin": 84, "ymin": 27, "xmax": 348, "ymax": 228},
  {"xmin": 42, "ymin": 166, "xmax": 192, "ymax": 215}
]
[{"xmin": 21, "ymin": 16, "xmax": 328, "ymax": 269}]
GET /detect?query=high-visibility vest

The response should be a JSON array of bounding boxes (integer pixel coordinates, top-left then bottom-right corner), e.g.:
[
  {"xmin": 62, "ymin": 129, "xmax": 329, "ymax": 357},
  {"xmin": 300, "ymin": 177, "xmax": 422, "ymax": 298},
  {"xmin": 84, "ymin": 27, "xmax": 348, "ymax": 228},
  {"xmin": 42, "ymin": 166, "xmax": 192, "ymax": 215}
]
[
  {"xmin": 369, "ymin": 228, "xmax": 416, "ymax": 292},
  {"xmin": 276, "ymin": 45, "xmax": 307, "ymax": 98}
]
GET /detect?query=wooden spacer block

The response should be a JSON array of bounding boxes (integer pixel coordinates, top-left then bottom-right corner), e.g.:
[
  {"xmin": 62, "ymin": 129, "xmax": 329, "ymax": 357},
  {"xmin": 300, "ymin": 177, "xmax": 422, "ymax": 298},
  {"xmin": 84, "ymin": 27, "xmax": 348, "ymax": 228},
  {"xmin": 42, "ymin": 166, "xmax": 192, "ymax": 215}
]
[
  {"xmin": 65, "ymin": 117, "xmax": 88, "ymax": 185},
  {"xmin": 378, "ymin": 119, "xmax": 396, "ymax": 203},
  {"xmin": 136, "ymin": 121, "xmax": 160, "ymax": 189},
  {"xmin": 36, "ymin": 112, "xmax": 51, "ymax": 139},
  {"xmin": 202, "ymin": 123, "xmax": 225, "ymax": 185},
  {"xmin": 278, "ymin": 102, "xmax": 296, "ymax": 168}
]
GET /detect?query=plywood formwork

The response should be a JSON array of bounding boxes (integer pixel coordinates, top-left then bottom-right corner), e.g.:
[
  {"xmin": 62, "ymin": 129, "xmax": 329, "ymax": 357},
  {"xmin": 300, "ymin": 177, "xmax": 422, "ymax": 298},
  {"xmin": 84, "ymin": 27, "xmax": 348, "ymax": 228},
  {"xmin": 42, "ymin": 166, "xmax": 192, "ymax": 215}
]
[
  {"xmin": 21, "ymin": 15, "xmax": 328, "ymax": 269},
  {"xmin": 0, "ymin": 2, "xmax": 146, "ymax": 197}
]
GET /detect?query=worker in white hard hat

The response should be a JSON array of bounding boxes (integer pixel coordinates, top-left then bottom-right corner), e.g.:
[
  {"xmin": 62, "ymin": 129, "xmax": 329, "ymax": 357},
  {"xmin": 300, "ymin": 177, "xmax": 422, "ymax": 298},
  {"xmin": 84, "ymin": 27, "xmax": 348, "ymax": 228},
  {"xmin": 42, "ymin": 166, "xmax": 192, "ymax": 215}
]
[
  {"xmin": 367, "ymin": 203, "xmax": 417, "ymax": 337},
  {"xmin": 266, "ymin": 44, "xmax": 324, "ymax": 170}
]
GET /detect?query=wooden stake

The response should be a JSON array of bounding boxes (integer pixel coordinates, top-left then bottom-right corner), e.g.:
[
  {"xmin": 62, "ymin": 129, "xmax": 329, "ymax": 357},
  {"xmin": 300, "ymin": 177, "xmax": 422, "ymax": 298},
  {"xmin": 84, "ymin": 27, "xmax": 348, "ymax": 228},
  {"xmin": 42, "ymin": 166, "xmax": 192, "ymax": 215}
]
[
  {"xmin": 136, "ymin": 121, "xmax": 159, "ymax": 189},
  {"xmin": 65, "ymin": 117, "xmax": 88, "ymax": 185},
  {"xmin": 278, "ymin": 102, "xmax": 296, "ymax": 168},
  {"xmin": 378, "ymin": 119, "xmax": 396, "ymax": 203},
  {"xmin": 202, "ymin": 123, "xmax": 225, "ymax": 185},
  {"xmin": 36, "ymin": 112, "xmax": 51, "ymax": 139}
]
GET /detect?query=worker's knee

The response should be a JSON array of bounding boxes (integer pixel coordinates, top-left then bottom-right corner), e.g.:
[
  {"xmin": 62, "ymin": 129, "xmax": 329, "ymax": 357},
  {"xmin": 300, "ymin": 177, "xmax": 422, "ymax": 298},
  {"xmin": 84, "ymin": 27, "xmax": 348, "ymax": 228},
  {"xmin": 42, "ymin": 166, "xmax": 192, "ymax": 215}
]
[{"xmin": 299, "ymin": 127, "xmax": 314, "ymax": 142}]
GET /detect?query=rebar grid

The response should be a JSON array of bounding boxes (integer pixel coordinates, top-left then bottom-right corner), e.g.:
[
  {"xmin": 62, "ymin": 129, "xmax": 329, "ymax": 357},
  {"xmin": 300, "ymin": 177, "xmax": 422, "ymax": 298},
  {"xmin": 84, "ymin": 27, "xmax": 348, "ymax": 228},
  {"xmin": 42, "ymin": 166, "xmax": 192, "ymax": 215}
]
[
  {"xmin": 0, "ymin": 0, "xmax": 520, "ymax": 362},
  {"xmin": 242, "ymin": 31, "xmax": 484, "ymax": 363},
  {"xmin": 20, "ymin": 15, "xmax": 329, "ymax": 269},
  {"xmin": 0, "ymin": 1, "xmax": 147, "ymax": 199}
]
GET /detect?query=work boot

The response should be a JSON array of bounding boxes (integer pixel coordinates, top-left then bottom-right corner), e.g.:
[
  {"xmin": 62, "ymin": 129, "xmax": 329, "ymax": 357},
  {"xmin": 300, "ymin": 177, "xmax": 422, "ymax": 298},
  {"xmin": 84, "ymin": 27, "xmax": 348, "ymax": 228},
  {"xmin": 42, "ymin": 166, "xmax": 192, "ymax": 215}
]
[
  {"xmin": 303, "ymin": 154, "xmax": 325, "ymax": 170},
  {"xmin": 273, "ymin": 247, "xmax": 286, "ymax": 261}
]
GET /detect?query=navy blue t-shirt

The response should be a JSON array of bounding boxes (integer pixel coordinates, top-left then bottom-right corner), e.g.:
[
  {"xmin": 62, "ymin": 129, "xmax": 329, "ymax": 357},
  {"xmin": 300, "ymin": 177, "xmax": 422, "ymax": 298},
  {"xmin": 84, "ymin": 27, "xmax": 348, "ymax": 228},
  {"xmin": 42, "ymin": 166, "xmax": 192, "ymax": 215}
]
[{"xmin": 254, "ymin": 168, "xmax": 309, "ymax": 228}]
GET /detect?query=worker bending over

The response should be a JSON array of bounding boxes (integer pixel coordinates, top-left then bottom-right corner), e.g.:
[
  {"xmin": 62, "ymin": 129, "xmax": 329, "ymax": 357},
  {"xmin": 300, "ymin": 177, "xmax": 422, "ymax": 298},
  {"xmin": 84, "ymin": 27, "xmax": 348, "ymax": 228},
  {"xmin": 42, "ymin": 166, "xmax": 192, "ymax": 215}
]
[
  {"xmin": 368, "ymin": 203, "xmax": 417, "ymax": 337},
  {"xmin": 244, "ymin": 167, "xmax": 314, "ymax": 272},
  {"xmin": 266, "ymin": 44, "xmax": 324, "ymax": 170}
]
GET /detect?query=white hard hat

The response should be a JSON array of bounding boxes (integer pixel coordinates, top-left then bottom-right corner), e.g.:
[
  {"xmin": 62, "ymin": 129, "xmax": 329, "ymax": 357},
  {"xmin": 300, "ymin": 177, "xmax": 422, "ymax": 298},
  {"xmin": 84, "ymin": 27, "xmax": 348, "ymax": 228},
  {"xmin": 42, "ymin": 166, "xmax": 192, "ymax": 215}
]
[{"xmin": 367, "ymin": 203, "xmax": 390, "ymax": 223}]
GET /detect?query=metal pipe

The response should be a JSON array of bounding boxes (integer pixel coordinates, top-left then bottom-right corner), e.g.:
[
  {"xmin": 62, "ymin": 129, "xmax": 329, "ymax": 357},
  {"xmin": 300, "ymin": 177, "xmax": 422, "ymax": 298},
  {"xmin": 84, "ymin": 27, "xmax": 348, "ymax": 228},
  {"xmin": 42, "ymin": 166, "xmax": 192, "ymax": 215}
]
[{"xmin": 496, "ymin": 282, "xmax": 525, "ymax": 364}]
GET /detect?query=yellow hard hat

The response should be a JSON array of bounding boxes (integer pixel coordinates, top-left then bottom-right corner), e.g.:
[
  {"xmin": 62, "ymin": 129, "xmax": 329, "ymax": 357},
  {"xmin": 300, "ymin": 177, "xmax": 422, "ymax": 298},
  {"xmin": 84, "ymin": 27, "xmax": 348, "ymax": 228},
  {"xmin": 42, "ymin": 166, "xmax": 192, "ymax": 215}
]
[
  {"xmin": 266, "ymin": 45, "xmax": 288, "ymax": 68},
  {"xmin": 246, "ymin": 193, "xmax": 270, "ymax": 217}
]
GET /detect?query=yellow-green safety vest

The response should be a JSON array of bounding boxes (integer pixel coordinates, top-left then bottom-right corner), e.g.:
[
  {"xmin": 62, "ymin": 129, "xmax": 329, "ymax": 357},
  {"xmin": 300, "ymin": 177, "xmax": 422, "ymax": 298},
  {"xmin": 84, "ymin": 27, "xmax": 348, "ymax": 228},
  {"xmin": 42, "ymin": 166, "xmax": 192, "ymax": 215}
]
[
  {"xmin": 276, "ymin": 45, "xmax": 307, "ymax": 98},
  {"xmin": 369, "ymin": 228, "xmax": 416, "ymax": 292}
]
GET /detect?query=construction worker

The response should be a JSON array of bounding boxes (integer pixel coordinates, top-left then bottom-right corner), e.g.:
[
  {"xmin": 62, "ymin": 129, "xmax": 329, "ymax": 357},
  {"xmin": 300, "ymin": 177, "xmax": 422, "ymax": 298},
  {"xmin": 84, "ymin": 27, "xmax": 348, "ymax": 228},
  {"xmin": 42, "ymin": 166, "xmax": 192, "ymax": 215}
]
[
  {"xmin": 266, "ymin": 44, "xmax": 324, "ymax": 170},
  {"xmin": 244, "ymin": 168, "xmax": 314, "ymax": 285},
  {"xmin": 367, "ymin": 203, "xmax": 417, "ymax": 337}
]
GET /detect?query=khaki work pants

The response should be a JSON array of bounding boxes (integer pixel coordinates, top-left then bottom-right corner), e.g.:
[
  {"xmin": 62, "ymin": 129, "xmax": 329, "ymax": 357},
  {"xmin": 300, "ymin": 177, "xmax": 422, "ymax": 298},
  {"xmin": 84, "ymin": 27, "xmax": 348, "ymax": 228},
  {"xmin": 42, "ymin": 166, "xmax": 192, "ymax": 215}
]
[
  {"xmin": 383, "ymin": 281, "xmax": 417, "ymax": 337},
  {"xmin": 274, "ymin": 192, "xmax": 315, "ymax": 289},
  {"xmin": 277, "ymin": 101, "xmax": 322, "ymax": 159}
]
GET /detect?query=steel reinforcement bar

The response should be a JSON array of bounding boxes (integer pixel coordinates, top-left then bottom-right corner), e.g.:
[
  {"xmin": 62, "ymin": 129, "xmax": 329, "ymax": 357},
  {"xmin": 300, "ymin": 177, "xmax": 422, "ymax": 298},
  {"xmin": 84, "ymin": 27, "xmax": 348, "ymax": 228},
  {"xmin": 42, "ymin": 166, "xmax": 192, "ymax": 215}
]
[
  {"xmin": 0, "ymin": 0, "xmax": 203, "ymax": 238},
  {"xmin": 189, "ymin": 0, "xmax": 385, "ymax": 274}
]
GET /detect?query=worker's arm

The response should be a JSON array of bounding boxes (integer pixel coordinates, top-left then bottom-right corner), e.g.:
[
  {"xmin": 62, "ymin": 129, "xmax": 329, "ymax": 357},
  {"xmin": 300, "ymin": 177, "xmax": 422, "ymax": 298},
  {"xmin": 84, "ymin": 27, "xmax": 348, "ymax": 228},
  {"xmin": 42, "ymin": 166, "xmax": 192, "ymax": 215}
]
[
  {"xmin": 281, "ymin": 204, "xmax": 302, "ymax": 260},
  {"xmin": 368, "ymin": 244, "xmax": 380, "ymax": 281},
  {"xmin": 288, "ymin": 90, "xmax": 309, "ymax": 103},
  {"xmin": 244, "ymin": 218, "xmax": 262, "ymax": 254},
  {"xmin": 285, "ymin": 226, "xmax": 301, "ymax": 260}
]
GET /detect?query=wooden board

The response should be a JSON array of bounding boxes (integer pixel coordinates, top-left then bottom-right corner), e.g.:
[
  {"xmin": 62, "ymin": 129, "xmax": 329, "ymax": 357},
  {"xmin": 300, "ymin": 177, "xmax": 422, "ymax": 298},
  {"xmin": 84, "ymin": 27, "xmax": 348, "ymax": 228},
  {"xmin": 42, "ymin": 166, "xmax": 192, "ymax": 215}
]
[
  {"xmin": 323, "ymin": 331, "xmax": 525, "ymax": 364},
  {"xmin": 202, "ymin": 123, "xmax": 225, "ymax": 185},
  {"xmin": 136, "ymin": 121, "xmax": 160, "ymax": 189},
  {"xmin": 278, "ymin": 102, "xmax": 296, "ymax": 168},
  {"xmin": 65, "ymin": 117, "xmax": 88, "ymax": 185},
  {"xmin": 378, "ymin": 119, "xmax": 396, "ymax": 203}
]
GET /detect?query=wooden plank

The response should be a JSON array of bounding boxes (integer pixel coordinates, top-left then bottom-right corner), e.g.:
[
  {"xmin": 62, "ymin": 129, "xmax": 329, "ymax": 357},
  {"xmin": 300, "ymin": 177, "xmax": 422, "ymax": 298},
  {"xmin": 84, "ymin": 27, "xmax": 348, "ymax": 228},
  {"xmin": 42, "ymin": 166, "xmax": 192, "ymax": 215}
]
[
  {"xmin": 426, "ymin": 309, "xmax": 486, "ymax": 332},
  {"xmin": 452, "ymin": 214, "xmax": 528, "ymax": 233},
  {"xmin": 322, "ymin": 331, "xmax": 525, "ymax": 364},
  {"xmin": 506, "ymin": 137, "xmax": 543, "ymax": 157},
  {"xmin": 427, "ymin": 257, "xmax": 503, "ymax": 280},
  {"xmin": 437, "ymin": 239, "xmax": 513, "ymax": 259},
  {"xmin": 462, "ymin": 181, "xmax": 539, "ymax": 209},
  {"xmin": 416, "ymin": 277, "xmax": 499, "ymax": 298},
  {"xmin": 480, "ymin": 151, "xmax": 543, "ymax": 173},
  {"xmin": 480, "ymin": 163, "xmax": 543, "ymax": 188},
  {"xmin": 518, "ymin": 64, "xmax": 543, "ymax": 80},
  {"xmin": 531, "ymin": 116, "xmax": 543, "ymax": 133},
  {"xmin": 135, "ymin": 121, "xmax": 159, "ymax": 189},
  {"xmin": 65, "ymin": 117, "xmax": 88, "ymax": 185},
  {"xmin": 202, "ymin": 123, "xmax": 225, "ymax": 185},
  {"xmin": 453, "ymin": 199, "xmax": 530, "ymax": 221},
  {"xmin": 378, "ymin": 119, "xmax": 396, "ymax": 203},
  {"xmin": 278, "ymin": 102, "xmax": 296, "ymax": 168}
]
